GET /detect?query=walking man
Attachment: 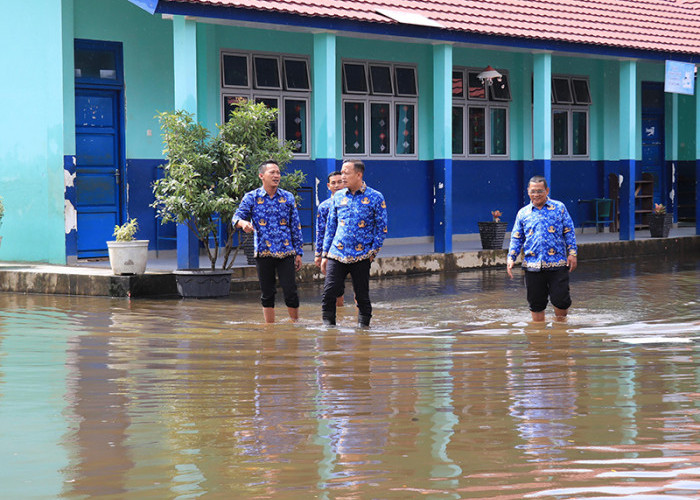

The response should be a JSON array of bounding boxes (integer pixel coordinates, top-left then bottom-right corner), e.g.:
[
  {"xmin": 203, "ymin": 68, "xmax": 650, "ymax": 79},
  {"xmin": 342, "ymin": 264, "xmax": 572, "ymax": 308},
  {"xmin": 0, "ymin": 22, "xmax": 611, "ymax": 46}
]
[
  {"xmin": 506, "ymin": 175, "xmax": 577, "ymax": 322},
  {"xmin": 315, "ymin": 170, "xmax": 346, "ymax": 306},
  {"xmin": 233, "ymin": 160, "xmax": 304, "ymax": 323},
  {"xmin": 320, "ymin": 160, "xmax": 388, "ymax": 328}
]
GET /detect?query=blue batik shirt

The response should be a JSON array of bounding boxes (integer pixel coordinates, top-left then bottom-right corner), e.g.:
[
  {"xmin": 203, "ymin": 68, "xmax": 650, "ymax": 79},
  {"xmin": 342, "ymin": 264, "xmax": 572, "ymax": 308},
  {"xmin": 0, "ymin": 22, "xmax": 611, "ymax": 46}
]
[
  {"xmin": 315, "ymin": 196, "xmax": 333, "ymax": 258},
  {"xmin": 232, "ymin": 187, "xmax": 304, "ymax": 258},
  {"xmin": 323, "ymin": 183, "xmax": 388, "ymax": 263},
  {"xmin": 508, "ymin": 198, "xmax": 577, "ymax": 271}
]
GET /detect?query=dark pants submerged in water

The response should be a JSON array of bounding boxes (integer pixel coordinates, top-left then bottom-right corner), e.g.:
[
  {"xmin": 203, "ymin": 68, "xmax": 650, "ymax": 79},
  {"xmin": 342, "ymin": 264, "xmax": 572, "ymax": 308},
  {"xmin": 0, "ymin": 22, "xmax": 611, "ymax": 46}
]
[{"xmin": 322, "ymin": 258, "xmax": 371, "ymax": 326}]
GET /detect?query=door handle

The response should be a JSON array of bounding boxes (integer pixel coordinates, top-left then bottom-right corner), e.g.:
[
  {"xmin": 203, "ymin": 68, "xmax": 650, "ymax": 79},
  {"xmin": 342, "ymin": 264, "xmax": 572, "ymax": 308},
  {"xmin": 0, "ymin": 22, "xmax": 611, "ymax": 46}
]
[{"xmin": 115, "ymin": 169, "xmax": 120, "ymax": 184}]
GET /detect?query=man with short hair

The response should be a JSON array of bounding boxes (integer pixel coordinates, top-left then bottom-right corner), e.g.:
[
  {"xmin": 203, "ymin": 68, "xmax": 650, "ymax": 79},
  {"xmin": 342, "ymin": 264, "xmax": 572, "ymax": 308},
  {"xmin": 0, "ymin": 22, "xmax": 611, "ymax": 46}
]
[
  {"xmin": 321, "ymin": 160, "xmax": 388, "ymax": 328},
  {"xmin": 233, "ymin": 160, "xmax": 304, "ymax": 323},
  {"xmin": 315, "ymin": 170, "xmax": 346, "ymax": 307},
  {"xmin": 507, "ymin": 175, "xmax": 577, "ymax": 322}
]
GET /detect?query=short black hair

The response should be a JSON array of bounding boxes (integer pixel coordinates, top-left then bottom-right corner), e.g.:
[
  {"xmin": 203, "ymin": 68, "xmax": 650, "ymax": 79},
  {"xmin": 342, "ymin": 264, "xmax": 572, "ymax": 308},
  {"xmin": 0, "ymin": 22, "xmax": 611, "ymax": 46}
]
[
  {"xmin": 342, "ymin": 159, "xmax": 365, "ymax": 175},
  {"xmin": 258, "ymin": 159, "xmax": 279, "ymax": 175},
  {"xmin": 528, "ymin": 175, "xmax": 548, "ymax": 189},
  {"xmin": 327, "ymin": 171, "xmax": 342, "ymax": 182}
]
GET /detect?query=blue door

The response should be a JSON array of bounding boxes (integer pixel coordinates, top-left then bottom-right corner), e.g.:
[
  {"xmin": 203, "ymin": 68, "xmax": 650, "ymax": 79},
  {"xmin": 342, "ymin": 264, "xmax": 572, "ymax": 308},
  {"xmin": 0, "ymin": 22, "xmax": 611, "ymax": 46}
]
[
  {"xmin": 75, "ymin": 88, "xmax": 122, "ymax": 258},
  {"xmin": 641, "ymin": 83, "xmax": 665, "ymax": 203}
]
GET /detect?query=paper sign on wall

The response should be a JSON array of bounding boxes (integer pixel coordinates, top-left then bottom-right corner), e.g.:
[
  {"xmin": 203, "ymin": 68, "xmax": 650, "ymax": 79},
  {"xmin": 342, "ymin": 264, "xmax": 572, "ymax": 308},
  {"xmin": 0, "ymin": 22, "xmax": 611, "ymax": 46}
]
[{"xmin": 664, "ymin": 60, "xmax": 696, "ymax": 95}]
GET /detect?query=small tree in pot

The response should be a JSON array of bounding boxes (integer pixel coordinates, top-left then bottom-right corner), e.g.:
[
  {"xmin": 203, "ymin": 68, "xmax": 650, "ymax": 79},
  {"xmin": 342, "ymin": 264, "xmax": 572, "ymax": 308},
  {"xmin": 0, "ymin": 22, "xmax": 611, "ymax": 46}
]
[
  {"xmin": 649, "ymin": 203, "xmax": 673, "ymax": 238},
  {"xmin": 108, "ymin": 218, "xmax": 149, "ymax": 275},
  {"xmin": 478, "ymin": 210, "xmax": 509, "ymax": 250}
]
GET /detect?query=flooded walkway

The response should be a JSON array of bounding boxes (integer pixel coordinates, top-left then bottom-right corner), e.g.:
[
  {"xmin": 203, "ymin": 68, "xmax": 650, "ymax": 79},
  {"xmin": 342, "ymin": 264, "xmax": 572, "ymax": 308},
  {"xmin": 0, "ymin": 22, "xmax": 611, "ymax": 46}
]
[{"xmin": 1, "ymin": 256, "xmax": 699, "ymax": 499}]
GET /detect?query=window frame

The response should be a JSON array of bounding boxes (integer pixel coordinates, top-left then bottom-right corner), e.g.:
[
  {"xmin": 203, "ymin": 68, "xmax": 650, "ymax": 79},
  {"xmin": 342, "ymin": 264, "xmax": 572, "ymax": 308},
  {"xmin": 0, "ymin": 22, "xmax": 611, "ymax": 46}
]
[{"xmin": 551, "ymin": 74, "xmax": 591, "ymax": 159}]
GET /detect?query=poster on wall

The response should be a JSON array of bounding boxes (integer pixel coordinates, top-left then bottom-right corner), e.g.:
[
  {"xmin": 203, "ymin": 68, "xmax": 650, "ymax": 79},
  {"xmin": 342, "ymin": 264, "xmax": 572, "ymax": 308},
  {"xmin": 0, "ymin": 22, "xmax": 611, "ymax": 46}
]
[{"xmin": 664, "ymin": 60, "xmax": 696, "ymax": 95}]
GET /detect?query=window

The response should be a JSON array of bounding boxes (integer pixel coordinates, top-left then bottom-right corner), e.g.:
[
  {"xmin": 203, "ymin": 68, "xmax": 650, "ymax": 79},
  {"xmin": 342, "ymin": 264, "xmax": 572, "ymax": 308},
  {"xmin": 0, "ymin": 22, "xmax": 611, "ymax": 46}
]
[
  {"xmin": 452, "ymin": 67, "xmax": 510, "ymax": 158},
  {"xmin": 342, "ymin": 61, "xmax": 418, "ymax": 157},
  {"xmin": 74, "ymin": 39, "xmax": 123, "ymax": 83},
  {"xmin": 552, "ymin": 75, "xmax": 591, "ymax": 158},
  {"xmin": 221, "ymin": 51, "xmax": 311, "ymax": 156}
]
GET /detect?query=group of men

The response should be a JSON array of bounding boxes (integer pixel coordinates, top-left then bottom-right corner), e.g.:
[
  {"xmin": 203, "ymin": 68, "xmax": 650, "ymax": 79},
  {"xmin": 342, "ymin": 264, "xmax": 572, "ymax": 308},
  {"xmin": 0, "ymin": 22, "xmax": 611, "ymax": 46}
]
[{"xmin": 233, "ymin": 158, "xmax": 577, "ymax": 326}]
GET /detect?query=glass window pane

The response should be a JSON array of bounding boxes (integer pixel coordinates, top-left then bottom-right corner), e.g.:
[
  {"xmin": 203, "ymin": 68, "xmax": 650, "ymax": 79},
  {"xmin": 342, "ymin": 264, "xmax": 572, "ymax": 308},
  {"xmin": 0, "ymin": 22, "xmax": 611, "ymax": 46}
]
[
  {"xmin": 344, "ymin": 102, "xmax": 365, "ymax": 155},
  {"xmin": 572, "ymin": 78, "xmax": 591, "ymax": 104},
  {"xmin": 395, "ymin": 104, "xmax": 415, "ymax": 155},
  {"xmin": 468, "ymin": 107, "xmax": 486, "ymax": 155},
  {"xmin": 490, "ymin": 108, "xmax": 507, "ymax": 155},
  {"xmin": 395, "ymin": 67, "xmax": 417, "ymax": 96},
  {"xmin": 370, "ymin": 65, "xmax": 393, "ymax": 95},
  {"xmin": 283, "ymin": 59, "xmax": 310, "ymax": 90},
  {"xmin": 572, "ymin": 111, "xmax": 587, "ymax": 155},
  {"xmin": 452, "ymin": 71, "xmax": 464, "ymax": 98},
  {"xmin": 75, "ymin": 48, "xmax": 117, "ymax": 80},
  {"xmin": 490, "ymin": 73, "xmax": 511, "ymax": 101},
  {"xmin": 222, "ymin": 54, "xmax": 248, "ymax": 87},
  {"xmin": 284, "ymin": 99, "xmax": 307, "ymax": 154},
  {"xmin": 452, "ymin": 107, "xmax": 464, "ymax": 155},
  {"xmin": 343, "ymin": 63, "xmax": 368, "ymax": 93},
  {"xmin": 254, "ymin": 57, "xmax": 280, "ymax": 89},
  {"xmin": 553, "ymin": 110, "xmax": 568, "ymax": 155},
  {"xmin": 223, "ymin": 95, "xmax": 247, "ymax": 123},
  {"xmin": 370, "ymin": 103, "xmax": 391, "ymax": 155},
  {"xmin": 255, "ymin": 97, "xmax": 279, "ymax": 137},
  {"xmin": 553, "ymin": 77, "xmax": 573, "ymax": 104},
  {"xmin": 467, "ymin": 71, "xmax": 486, "ymax": 100}
]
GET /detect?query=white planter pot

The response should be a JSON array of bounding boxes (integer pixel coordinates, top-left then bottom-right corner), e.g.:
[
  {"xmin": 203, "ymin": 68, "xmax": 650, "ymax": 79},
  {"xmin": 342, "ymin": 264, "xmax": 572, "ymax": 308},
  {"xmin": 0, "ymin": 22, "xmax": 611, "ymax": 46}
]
[{"xmin": 107, "ymin": 240, "xmax": 149, "ymax": 275}]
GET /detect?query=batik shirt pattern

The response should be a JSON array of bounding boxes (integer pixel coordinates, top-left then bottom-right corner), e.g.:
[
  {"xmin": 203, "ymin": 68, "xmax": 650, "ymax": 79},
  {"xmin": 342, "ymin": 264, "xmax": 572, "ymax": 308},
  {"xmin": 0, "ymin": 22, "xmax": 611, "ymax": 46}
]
[
  {"xmin": 508, "ymin": 198, "xmax": 577, "ymax": 271},
  {"xmin": 314, "ymin": 196, "xmax": 333, "ymax": 258},
  {"xmin": 233, "ymin": 187, "xmax": 304, "ymax": 258},
  {"xmin": 322, "ymin": 183, "xmax": 388, "ymax": 263}
]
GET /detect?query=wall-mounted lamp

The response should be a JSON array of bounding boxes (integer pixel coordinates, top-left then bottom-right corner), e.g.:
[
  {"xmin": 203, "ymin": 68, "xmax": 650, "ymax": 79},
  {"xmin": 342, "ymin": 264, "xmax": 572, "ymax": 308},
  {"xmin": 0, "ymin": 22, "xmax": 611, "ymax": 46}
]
[{"xmin": 477, "ymin": 65, "xmax": 502, "ymax": 86}]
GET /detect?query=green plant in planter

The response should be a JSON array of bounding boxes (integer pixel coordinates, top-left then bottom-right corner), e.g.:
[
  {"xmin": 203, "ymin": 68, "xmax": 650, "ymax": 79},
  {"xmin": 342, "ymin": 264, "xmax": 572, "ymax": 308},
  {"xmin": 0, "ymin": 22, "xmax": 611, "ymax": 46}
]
[
  {"xmin": 153, "ymin": 100, "xmax": 305, "ymax": 270},
  {"xmin": 113, "ymin": 218, "xmax": 139, "ymax": 242}
]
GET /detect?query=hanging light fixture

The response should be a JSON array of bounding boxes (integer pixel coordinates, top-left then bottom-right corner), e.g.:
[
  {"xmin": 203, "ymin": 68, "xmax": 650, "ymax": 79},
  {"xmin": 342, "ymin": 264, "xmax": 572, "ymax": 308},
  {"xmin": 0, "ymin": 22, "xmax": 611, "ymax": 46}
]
[{"xmin": 476, "ymin": 65, "xmax": 502, "ymax": 86}]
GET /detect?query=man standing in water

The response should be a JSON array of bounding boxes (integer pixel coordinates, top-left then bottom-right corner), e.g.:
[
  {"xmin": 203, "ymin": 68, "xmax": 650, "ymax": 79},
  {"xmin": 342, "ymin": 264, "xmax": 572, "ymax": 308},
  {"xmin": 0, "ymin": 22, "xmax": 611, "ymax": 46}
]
[
  {"xmin": 506, "ymin": 175, "xmax": 577, "ymax": 322},
  {"xmin": 233, "ymin": 160, "xmax": 304, "ymax": 324},
  {"xmin": 315, "ymin": 170, "xmax": 346, "ymax": 307},
  {"xmin": 320, "ymin": 160, "xmax": 388, "ymax": 328}
]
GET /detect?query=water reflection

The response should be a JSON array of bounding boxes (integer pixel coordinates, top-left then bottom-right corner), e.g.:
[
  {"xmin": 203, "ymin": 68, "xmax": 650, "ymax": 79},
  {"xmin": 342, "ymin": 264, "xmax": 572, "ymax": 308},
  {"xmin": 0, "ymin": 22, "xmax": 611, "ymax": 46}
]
[{"xmin": 0, "ymin": 257, "xmax": 697, "ymax": 499}]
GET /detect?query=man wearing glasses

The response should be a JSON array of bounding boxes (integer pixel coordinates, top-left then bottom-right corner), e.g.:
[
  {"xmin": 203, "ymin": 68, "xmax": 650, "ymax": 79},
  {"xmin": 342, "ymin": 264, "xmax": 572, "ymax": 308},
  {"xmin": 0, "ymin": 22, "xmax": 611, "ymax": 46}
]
[{"xmin": 506, "ymin": 175, "xmax": 577, "ymax": 322}]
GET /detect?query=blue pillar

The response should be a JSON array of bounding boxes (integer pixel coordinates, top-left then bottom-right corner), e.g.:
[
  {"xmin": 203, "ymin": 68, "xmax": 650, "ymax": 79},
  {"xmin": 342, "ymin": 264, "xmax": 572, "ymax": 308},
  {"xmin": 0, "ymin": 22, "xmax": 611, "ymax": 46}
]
[
  {"xmin": 619, "ymin": 60, "xmax": 637, "ymax": 241},
  {"xmin": 312, "ymin": 33, "xmax": 337, "ymax": 203},
  {"xmin": 173, "ymin": 15, "xmax": 200, "ymax": 269},
  {"xmin": 532, "ymin": 53, "xmax": 552, "ymax": 190},
  {"xmin": 433, "ymin": 44, "xmax": 453, "ymax": 254}
]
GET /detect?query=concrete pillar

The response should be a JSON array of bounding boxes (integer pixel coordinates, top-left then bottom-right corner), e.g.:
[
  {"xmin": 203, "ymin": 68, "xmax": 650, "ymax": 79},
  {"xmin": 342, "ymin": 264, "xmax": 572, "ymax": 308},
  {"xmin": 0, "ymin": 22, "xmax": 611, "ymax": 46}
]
[
  {"xmin": 312, "ymin": 33, "xmax": 338, "ymax": 203},
  {"xmin": 433, "ymin": 44, "xmax": 453, "ymax": 254},
  {"xmin": 619, "ymin": 60, "xmax": 637, "ymax": 241},
  {"xmin": 531, "ymin": 53, "xmax": 552, "ymax": 189},
  {"xmin": 173, "ymin": 15, "xmax": 200, "ymax": 269},
  {"xmin": 696, "ymin": 78, "xmax": 700, "ymax": 235}
]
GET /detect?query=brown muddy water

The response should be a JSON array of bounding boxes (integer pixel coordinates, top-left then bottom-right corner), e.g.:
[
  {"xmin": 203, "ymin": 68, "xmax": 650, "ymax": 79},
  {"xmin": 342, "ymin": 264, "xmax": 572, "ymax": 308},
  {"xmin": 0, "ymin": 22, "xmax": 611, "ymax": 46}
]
[{"xmin": 1, "ymin": 257, "xmax": 699, "ymax": 499}]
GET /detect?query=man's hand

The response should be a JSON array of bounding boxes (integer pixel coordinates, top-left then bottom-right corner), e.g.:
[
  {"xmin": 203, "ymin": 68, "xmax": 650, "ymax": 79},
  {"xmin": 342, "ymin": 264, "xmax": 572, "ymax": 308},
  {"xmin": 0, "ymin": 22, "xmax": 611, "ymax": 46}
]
[
  {"xmin": 314, "ymin": 256, "xmax": 322, "ymax": 268},
  {"xmin": 238, "ymin": 221, "xmax": 254, "ymax": 233},
  {"xmin": 506, "ymin": 259, "xmax": 515, "ymax": 279},
  {"xmin": 567, "ymin": 255, "xmax": 577, "ymax": 272},
  {"xmin": 295, "ymin": 255, "xmax": 302, "ymax": 271},
  {"xmin": 320, "ymin": 258, "xmax": 328, "ymax": 275}
]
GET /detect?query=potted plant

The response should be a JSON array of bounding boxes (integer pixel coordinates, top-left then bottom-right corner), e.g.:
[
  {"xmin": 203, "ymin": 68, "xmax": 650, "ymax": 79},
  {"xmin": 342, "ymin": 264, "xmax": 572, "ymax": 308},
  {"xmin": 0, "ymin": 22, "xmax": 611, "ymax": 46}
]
[
  {"xmin": 107, "ymin": 218, "xmax": 149, "ymax": 275},
  {"xmin": 649, "ymin": 203, "xmax": 672, "ymax": 238},
  {"xmin": 152, "ymin": 100, "xmax": 304, "ymax": 297},
  {"xmin": 478, "ymin": 210, "xmax": 508, "ymax": 249}
]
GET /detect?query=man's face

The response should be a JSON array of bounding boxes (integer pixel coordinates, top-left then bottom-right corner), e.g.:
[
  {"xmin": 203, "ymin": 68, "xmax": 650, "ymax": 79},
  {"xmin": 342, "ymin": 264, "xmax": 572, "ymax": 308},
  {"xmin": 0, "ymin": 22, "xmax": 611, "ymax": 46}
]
[
  {"xmin": 527, "ymin": 181, "xmax": 549, "ymax": 208},
  {"xmin": 327, "ymin": 174, "xmax": 344, "ymax": 194},
  {"xmin": 259, "ymin": 163, "xmax": 281, "ymax": 190},
  {"xmin": 341, "ymin": 163, "xmax": 362, "ymax": 191}
]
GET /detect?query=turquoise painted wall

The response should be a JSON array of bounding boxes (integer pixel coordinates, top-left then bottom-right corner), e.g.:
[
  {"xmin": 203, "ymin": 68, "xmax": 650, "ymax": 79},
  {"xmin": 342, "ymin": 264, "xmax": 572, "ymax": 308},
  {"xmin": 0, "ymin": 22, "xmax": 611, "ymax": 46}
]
[
  {"xmin": 74, "ymin": 0, "xmax": 174, "ymax": 159},
  {"xmin": 0, "ymin": 0, "xmax": 68, "ymax": 264}
]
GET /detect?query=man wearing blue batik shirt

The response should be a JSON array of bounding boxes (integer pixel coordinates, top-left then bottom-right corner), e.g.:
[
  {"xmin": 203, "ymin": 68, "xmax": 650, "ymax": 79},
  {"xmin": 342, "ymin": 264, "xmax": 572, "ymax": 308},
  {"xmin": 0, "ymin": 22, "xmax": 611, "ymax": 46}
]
[
  {"xmin": 315, "ymin": 170, "xmax": 346, "ymax": 307},
  {"xmin": 320, "ymin": 160, "xmax": 388, "ymax": 328},
  {"xmin": 233, "ymin": 160, "xmax": 304, "ymax": 324},
  {"xmin": 507, "ymin": 175, "xmax": 578, "ymax": 322}
]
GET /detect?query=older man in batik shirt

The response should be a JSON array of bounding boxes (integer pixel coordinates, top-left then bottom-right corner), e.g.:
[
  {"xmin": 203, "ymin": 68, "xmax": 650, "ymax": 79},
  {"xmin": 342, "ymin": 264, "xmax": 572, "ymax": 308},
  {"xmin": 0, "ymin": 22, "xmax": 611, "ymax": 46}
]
[
  {"xmin": 233, "ymin": 160, "xmax": 304, "ymax": 324},
  {"xmin": 320, "ymin": 160, "xmax": 388, "ymax": 328},
  {"xmin": 507, "ymin": 175, "xmax": 577, "ymax": 322}
]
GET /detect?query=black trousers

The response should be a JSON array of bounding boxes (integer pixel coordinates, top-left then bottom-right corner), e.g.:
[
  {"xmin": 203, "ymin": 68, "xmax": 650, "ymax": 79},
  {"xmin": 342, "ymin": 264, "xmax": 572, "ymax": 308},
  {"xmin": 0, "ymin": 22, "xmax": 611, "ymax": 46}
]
[
  {"xmin": 524, "ymin": 267, "xmax": 572, "ymax": 312},
  {"xmin": 322, "ymin": 258, "xmax": 371, "ymax": 322},
  {"xmin": 255, "ymin": 256, "xmax": 299, "ymax": 308}
]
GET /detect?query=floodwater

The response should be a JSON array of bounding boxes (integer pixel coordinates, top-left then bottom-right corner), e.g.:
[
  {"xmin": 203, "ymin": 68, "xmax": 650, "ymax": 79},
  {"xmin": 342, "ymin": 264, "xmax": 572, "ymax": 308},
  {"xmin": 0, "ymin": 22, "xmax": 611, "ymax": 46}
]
[{"xmin": 1, "ymin": 257, "xmax": 699, "ymax": 500}]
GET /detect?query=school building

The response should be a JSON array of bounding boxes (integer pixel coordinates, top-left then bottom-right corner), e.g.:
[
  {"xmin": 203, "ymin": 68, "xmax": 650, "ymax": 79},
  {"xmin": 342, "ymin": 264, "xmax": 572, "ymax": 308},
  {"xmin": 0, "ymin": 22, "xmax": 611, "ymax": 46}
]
[{"xmin": 1, "ymin": 0, "xmax": 699, "ymax": 266}]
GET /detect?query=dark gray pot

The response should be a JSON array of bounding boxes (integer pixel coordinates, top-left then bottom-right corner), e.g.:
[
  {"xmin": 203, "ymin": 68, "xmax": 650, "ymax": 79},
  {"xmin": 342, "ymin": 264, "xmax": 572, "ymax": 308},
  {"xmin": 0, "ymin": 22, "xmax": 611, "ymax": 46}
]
[
  {"xmin": 649, "ymin": 213, "xmax": 672, "ymax": 238},
  {"xmin": 478, "ymin": 221, "xmax": 508, "ymax": 250},
  {"xmin": 173, "ymin": 269, "xmax": 233, "ymax": 298}
]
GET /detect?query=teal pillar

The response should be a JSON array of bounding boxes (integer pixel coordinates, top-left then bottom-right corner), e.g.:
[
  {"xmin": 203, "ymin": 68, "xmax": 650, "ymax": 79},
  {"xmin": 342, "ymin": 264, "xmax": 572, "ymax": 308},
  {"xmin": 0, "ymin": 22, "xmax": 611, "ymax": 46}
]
[
  {"xmin": 531, "ymin": 53, "xmax": 552, "ymax": 191},
  {"xmin": 173, "ymin": 16, "xmax": 200, "ymax": 269},
  {"xmin": 312, "ymin": 33, "xmax": 338, "ymax": 202},
  {"xmin": 433, "ymin": 44, "xmax": 453, "ymax": 254},
  {"xmin": 619, "ymin": 60, "xmax": 637, "ymax": 241}
]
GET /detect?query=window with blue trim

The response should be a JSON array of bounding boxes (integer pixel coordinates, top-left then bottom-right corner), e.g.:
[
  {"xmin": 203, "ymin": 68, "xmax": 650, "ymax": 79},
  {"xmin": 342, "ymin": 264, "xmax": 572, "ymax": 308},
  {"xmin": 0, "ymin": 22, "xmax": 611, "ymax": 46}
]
[{"xmin": 74, "ymin": 39, "xmax": 123, "ymax": 84}]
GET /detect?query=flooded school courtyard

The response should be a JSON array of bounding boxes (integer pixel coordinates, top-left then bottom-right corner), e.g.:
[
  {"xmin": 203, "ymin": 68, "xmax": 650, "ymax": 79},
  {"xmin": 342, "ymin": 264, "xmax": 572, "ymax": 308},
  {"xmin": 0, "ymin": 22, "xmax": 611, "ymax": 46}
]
[{"xmin": 1, "ymin": 256, "xmax": 699, "ymax": 499}]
